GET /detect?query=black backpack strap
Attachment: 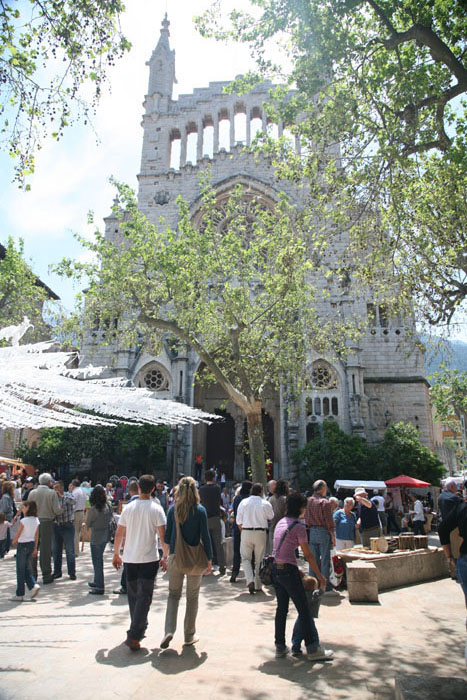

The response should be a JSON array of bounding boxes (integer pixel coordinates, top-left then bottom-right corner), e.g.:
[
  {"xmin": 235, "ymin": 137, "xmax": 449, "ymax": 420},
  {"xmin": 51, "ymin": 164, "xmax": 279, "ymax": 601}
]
[{"xmin": 276, "ymin": 520, "xmax": 299, "ymax": 556}]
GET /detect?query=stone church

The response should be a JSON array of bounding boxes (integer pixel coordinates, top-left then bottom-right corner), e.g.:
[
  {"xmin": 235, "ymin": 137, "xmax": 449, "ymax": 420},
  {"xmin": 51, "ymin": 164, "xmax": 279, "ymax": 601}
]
[{"xmin": 82, "ymin": 16, "xmax": 434, "ymax": 482}]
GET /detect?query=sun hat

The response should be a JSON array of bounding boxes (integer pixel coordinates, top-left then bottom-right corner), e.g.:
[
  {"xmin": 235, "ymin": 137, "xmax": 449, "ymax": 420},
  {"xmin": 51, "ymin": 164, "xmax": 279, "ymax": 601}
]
[{"xmin": 354, "ymin": 487, "xmax": 367, "ymax": 497}]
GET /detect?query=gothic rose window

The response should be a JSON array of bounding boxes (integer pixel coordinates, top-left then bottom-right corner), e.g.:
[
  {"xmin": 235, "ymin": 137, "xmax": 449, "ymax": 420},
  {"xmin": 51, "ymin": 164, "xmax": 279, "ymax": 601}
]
[
  {"xmin": 310, "ymin": 363, "xmax": 336, "ymax": 390},
  {"xmin": 142, "ymin": 367, "xmax": 169, "ymax": 392}
]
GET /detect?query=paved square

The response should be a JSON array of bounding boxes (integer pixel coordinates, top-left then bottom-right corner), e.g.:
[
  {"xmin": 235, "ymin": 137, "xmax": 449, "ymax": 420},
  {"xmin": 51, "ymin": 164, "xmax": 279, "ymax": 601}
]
[{"xmin": 0, "ymin": 547, "xmax": 465, "ymax": 699}]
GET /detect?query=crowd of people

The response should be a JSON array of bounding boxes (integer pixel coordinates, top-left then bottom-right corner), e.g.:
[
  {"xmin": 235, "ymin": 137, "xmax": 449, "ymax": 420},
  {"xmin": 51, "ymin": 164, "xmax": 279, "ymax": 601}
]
[{"xmin": 1, "ymin": 467, "xmax": 466, "ymax": 660}]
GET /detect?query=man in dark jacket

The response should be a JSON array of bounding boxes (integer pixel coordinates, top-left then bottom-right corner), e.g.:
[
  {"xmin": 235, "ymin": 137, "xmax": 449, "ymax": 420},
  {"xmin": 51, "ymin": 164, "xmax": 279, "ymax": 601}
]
[
  {"xmin": 439, "ymin": 500, "xmax": 467, "ymax": 607},
  {"xmin": 438, "ymin": 477, "xmax": 461, "ymax": 521},
  {"xmin": 199, "ymin": 469, "xmax": 225, "ymax": 575}
]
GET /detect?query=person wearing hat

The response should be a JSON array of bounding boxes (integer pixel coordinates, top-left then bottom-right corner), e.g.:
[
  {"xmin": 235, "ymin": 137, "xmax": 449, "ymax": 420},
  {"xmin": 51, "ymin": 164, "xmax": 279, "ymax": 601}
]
[{"xmin": 354, "ymin": 487, "xmax": 381, "ymax": 548}]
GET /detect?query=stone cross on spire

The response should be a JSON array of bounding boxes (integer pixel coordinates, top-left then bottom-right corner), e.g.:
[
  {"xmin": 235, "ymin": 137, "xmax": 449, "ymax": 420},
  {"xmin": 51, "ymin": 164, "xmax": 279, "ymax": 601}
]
[{"xmin": 146, "ymin": 13, "xmax": 176, "ymax": 98}]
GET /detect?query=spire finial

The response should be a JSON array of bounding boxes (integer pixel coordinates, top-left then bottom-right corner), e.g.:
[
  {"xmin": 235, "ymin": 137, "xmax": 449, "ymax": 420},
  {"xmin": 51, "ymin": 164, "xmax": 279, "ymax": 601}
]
[{"xmin": 161, "ymin": 13, "xmax": 170, "ymax": 35}]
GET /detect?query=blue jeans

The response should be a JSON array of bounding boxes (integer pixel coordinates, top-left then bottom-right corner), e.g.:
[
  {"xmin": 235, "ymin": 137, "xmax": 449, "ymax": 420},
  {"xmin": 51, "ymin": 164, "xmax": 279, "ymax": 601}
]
[
  {"xmin": 53, "ymin": 522, "xmax": 76, "ymax": 576},
  {"xmin": 16, "ymin": 541, "xmax": 37, "ymax": 597},
  {"xmin": 309, "ymin": 526, "xmax": 332, "ymax": 591},
  {"xmin": 273, "ymin": 563, "xmax": 319, "ymax": 652},
  {"xmin": 457, "ymin": 554, "xmax": 467, "ymax": 607},
  {"xmin": 90, "ymin": 542, "xmax": 107, "ymax": 591}
]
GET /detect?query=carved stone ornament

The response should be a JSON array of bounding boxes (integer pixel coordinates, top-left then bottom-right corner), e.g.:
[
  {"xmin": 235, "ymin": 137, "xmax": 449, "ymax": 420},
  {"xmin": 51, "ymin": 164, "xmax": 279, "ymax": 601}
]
[{"xmin": 154, "ymin": 190, "xmax": 170, "ymax": 205}]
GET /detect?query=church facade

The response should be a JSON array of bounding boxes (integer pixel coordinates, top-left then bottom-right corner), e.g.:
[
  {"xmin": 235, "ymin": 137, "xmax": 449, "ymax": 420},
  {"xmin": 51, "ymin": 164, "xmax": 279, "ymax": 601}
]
[{"xmin": 82, "ymin": 16, "xmax": 434, "ymax": 482}]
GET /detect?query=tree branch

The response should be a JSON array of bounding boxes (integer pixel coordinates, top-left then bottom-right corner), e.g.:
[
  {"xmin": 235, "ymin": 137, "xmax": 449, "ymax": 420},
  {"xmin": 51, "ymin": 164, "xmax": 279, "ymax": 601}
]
[{"xmin": 138, "ymin": 311, "xmax": 251, "ymax": 412}]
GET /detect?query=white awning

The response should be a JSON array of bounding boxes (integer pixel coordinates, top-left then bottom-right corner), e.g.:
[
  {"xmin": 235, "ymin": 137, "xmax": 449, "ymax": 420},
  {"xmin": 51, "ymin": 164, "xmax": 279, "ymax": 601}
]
[
  {"xmin": 334, "ymin": 480, "xmax": 387, "ymax": 491},
  {"xmin": 0, "ymin": 322, "xmax": 215, "ymax": 429}
]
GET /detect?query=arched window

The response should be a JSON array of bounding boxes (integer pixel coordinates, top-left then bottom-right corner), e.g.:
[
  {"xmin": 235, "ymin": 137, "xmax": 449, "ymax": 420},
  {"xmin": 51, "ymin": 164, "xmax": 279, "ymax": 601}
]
[
  {"xmin": 137, "ymin": 364, "xmax": 170, "ymax": 392},
  {"xmin": 309, "ymin": 361, "xmax": 337, "ymax": 390}
]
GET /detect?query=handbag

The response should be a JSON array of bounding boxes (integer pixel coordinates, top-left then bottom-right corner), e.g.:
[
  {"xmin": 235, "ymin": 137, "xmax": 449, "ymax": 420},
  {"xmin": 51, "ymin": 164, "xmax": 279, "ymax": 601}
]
[
  {"xmin": 107, "ymin": 506, "xmax": 117, "ymax": 542},
  {"xmin": 259, "ymin": 520, "xmax": 299, "ymax": 586},
  {"xmin": 173, "ymin": 510, "xmax": 209, "ymax": 575}
]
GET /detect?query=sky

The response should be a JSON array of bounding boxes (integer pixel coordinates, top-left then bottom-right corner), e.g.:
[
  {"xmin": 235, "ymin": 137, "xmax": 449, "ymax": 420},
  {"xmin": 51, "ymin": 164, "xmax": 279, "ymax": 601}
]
[
  {"xmin": 0, "ymin": 0, "xmax": 257, "ymax": 309},
  {"xmin": 0, "ymin": 0, "xmax": 466, "ymax": 343}
]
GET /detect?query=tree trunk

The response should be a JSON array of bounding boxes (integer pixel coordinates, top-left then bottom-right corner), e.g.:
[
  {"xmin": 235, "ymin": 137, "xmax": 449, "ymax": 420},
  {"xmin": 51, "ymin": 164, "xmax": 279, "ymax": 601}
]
[{"xmin": 245, "ymin": 401, "xmax": 267, "ymax": 485}]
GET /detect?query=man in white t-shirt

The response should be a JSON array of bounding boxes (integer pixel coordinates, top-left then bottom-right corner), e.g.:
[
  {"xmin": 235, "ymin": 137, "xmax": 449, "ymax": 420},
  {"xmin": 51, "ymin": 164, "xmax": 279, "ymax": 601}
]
[
  {"xmin": 113, "ymin": 475, "xmax": 168, "ymax": 651},
  {"xmin": 371, "ymin": 490, "xmax": 387, "ymax": 534}
]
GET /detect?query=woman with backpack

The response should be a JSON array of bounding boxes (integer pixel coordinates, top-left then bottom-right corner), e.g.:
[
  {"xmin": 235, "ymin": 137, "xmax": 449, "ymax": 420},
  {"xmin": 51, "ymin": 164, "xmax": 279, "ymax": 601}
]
[
  {"xmin": 273, "ymin": 492, "xmax": 334, "ymax": 662},
  {"xmin": 160, "ymin": 476, "xmax": 212, "ymax": 649}
]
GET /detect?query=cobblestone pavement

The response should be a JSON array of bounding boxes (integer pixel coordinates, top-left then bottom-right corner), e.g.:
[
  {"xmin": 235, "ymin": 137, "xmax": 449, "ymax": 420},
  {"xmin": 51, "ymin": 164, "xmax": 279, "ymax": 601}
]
[{"xmin": 0, "ymin": 545, "xmax": 465, "ymax": 700}]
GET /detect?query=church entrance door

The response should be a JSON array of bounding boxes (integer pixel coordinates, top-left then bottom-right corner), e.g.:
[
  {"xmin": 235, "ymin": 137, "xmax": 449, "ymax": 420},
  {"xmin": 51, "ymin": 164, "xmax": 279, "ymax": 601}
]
[{"xmin": 206, "ymin": 409, "xmax": 235, "ymax": 479}]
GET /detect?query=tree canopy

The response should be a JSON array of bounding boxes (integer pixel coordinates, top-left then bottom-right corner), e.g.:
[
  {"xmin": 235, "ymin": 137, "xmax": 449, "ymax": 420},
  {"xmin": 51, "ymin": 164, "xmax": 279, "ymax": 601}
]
[
  {"xmin": 0, "ymin": 236, "xmax": 56, "ymax": 340},
  {"xmin": 197, "ymin": 0, "xmax": 467, "ymax": 330},
  {"xmin": 294, "ymin": 419, "xmax": 445, "ymax": 487},
  {"xmin": 430, "ymin": 367, "xmax": 467, "ymax": 421},
  {"xmin": 57, "ymin": 178, "xmax": 360, "ymax": 482},
  {"xmin": 16, "ymin": 423, "xmax": 170, "ymax": 481},
  {"xmin": 0, "ymin": 0, "xmax": 130, "ymax": 185}
]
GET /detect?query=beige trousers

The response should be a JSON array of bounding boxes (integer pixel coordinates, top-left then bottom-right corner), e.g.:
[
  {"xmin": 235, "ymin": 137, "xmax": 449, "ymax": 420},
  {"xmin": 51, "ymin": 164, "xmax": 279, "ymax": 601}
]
[
  {"xmin": 74, "ymin": 511, "xmax": 84, "ymax": 556},
  {"xmin": 240, "ymin": 529, "xmax": 267, "ymax": 589},
  {"xmin": 164, "ymin": 555, "xmax": 203, "ymax": 643}
]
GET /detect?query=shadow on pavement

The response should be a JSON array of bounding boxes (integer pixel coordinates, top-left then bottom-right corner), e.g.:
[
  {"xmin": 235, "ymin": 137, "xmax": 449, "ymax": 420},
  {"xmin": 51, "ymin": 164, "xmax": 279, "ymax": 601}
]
[
  {"xmin": 257, "ymin": 629, "xmax": 465, "ymax": 699},
  {"xmin": 95, "ymin": 643, "xmax": 207, "ymax": 673}
]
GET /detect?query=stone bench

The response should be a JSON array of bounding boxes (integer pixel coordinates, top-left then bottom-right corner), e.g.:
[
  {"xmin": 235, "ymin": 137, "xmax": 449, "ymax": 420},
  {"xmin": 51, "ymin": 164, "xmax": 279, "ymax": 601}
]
[
  {"xmin": 340, "ymin": 547, "xmax": 449, "ymax": 591},
  {"xmin": 346, "ymin": 561, "xmax": 378, "ymax": 603}
]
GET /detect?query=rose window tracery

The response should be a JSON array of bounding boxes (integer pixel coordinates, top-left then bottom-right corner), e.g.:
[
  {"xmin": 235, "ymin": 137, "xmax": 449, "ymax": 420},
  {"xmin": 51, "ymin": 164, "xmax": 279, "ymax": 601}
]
[{"xmin": 141, "ymin": 367, "xmax": 169, "ymax": 392}]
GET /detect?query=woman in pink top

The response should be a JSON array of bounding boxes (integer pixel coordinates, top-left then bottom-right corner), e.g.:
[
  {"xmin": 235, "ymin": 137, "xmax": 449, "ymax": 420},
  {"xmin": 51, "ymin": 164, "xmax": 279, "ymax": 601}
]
[{"xmin": 272, "ymin": 493, "xmax": 333, "ymax": 662}]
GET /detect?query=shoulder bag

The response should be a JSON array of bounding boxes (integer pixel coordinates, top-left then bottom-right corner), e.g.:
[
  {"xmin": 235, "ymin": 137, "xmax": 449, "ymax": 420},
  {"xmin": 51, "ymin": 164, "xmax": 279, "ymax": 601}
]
[
  {"xmin": 259, "ymin": 520, "xmax": 299, "ymax": 586},
  {"xmin": 173, "ymin": 509, "xmax": 209, "ymax": 575}
]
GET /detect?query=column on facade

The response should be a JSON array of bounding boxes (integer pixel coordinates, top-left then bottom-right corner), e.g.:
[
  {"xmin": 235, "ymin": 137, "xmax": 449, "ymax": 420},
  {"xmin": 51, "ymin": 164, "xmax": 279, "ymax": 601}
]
[
  {"xmin": 197, "ymin": 119, "xmax": 204, "ymax": 162},
  {"xmin": 262, "ymin": 109, "xmax": 268, "ymax": 135},
  {"xmin": 246, "ymin": 106, "xmax": 251, "ymax": 146},
  {"xmin": 213, "ymin": 113, "xmax": 219, "ymax": 153},
  {"xmin": 230, "ymin": 107, "xmax": 235, "ymax": 150},
  {"xmin": 278, "ymin": 121, "xmax": 284, "ymax": 137},
  {"xmin": 180, "ymin": 126, "xmax": 187, "ymax": 167}
]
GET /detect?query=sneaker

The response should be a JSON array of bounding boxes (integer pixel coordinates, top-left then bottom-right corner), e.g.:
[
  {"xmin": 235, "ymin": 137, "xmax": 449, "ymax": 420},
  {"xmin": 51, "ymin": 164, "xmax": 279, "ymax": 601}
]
[
  {"xmin": 275, "ymin": 645, "xmax": 290, "ymax": 658},
  {"xmin": 69, "ymin": 574, "xmax": 76, "ymax": 581},
  {"xmin": 229, "ymin": 575, "xmax": 237, "ymax": 583},
  {"xmin": 306, "ymin": 646, "xmax": 334, "ymax": 662},
  {"xmin": 113, "ymin": 587, "xmax": 127, "ymax": 595},
  {"xmin": 88, "ymin": 582, "xmax": 97, "ymax": 588},
  {"xmin": 52, "ymin": 573, "xmax": 62, "ymax": 579},
  {"xmin": 248, "ymin": 582, "xmax": 255, "ymax": 595},
  {"xmin": 29, "ymin": 584, "xmax": 40, "ymax": 599},
  {"xmin": 291, "ymin": 649, "xmax": 303, "ymax": 658},
  {"xmin": 183, "ymin": 636, "xmax": 199, "ymax": 646},
  {"xmin": 219, "ymin": 566, "xmax": 226, "ymax": 575},
  {"xmin": 160, "ymin": 633, "xmax": 173, "ymax": 649},
  {"xmin": 88, "ymin": 588, "xmax": 104, "ymax": 595},
  {"xmin": 10, "ymin": 595, "xmax": 24, "ymax": 602},
  {"xmin": 124, "ymin": 637, "xmax": 141, "ymax": 652}
]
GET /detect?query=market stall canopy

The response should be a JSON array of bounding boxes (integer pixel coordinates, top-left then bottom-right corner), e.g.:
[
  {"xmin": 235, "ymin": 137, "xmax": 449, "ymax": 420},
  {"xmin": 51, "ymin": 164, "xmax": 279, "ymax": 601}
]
[
  {"xmin": 334, "ymin": 480, "xmax": 387, "ymax": 491},
  {"xmin": 0, "ymin": 319, "xmax": 215, "ymax": 429},
  {"xmin": 385, "ymin": 475, "xmax": 431, "ymax": 488}
]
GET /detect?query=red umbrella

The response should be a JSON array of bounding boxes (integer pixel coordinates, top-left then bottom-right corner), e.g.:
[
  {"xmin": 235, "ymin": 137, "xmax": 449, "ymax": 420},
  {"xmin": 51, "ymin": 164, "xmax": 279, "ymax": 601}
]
[{"xmin": 385, "ymin": 475, "xmax": 431, "ymax": 488}]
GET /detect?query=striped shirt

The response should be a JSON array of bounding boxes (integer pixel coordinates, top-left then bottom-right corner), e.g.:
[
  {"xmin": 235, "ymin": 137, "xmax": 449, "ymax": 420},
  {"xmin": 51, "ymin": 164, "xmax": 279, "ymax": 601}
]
[
  {"xmin": 56, "ymin": 492, "xmax": 75, "ymax": 524},
  {"xmin": 305, "ymin": 494, "xmax": 335, "ymax": 534}
]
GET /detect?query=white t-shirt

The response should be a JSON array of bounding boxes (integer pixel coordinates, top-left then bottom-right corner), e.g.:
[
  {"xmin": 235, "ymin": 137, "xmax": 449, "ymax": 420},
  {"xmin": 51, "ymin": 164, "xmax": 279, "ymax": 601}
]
[
  {"xmin": 18, "ymin": 516, "xmax": 40, "ymax": 543},
  {"xmin": 371, "ymin": 495, "xmax": 385, "ymax": 512},
  {"xmin": 119, "ymin": 499, "xmax": 166, "ymax": 564}
]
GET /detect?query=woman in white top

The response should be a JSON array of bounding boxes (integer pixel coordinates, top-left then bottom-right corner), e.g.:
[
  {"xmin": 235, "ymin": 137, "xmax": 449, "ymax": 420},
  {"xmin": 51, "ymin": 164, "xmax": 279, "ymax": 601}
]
[{"xmin": 10, "ymin": 501, "xmax": 40, "ymax": 602}]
